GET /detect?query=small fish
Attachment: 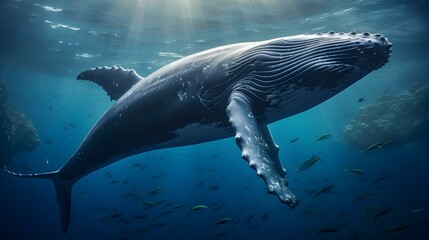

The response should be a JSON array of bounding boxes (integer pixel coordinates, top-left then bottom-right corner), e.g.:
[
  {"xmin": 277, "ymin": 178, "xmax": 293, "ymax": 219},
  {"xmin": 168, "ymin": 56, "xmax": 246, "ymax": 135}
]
[
  {"xmin": 134, "ymin": 214, "xmax": 147, "ymax": 220},
  {"xmin": 155, "ymin": 222, "xmax": 168, "ymax": 228},
  {"xmin": 124, "ymin": 190, "xmax": 142, "ymax": 200},
  {"xmin": 189, "ymin": 205, "xmax": 207, "ymax": 213},
  {"xmin": 45, "ymin": 140, "xmax": 53, "ymax": 144},
  {"xmin": 316, "ymin": 185, "xmax": 335, "ymax": 196},
  {"xmin": 68, "ymin": 123, "xmax": 76, "ymax": 128},
  {"xmin": 384, "ymin": 225, "xmax": 410, "ymax": 234},
  {"xmin": 121, "ymin": 180, "xmax": 129, "ymax": 184},
  {"xmin": 316, "ymin": 134, "xmax": 331, "ymax": 142},
  {"xmin": 209, "ymin": 186, "xmax": 220, "ymax": 191},
  {"xmin": 380, "ymin": 139, "xmax": 396, "ymax": 148},
  {"xmin": 339, "ymin": 211, "xmax": 350, "ymax": 217},
  {"xmin": 363, "ymin": 206, "xmax": 380, "ymax": 211},
  {"xmin": 362, "ymin": 142, "xmax": 383, "ymax": 153},
  {"xmin": 409, "ymin": 208, "xmax": 426, "ymax": 214},
  {"xmin": 95, "ymin": 207, "xmax": 109, "ymax": 211},
  {"xmin": 345, "ymin": 166, "xmax": 365, "ymax": 175},
  {"xmin": 45, "ymin": 157, "xmax": 49, "ymax": 165},
  {"xmin": 131, "ymin": 163, "xmax": 142, "ymax": 167},
  {"xmin": 260, "ymin": 213, "xmax": 269, "ymax": 220},
  {"xmin": 196, "ymin": 182, "xmax": 204, "ymax": 187},
  {"xmin": 163, "ymin": 202, "xmax": 175, "ymax": 207},
  {"xmin": 136, "ymin": 227, "xmax": 150, "ymax": 232},
  {"xmin": 299, "ymin": 155, "xmax": 320, "ymax": 171},
  {"xmin": 48, "ymin": 106, "xmax": 53, "ymax": 110},
  {"xmin": 156, "ymin": 199, "xmax": 167, "ymax": 204},
  {"xmin": 214, "ymin": 217, "xmax": 232, "ymax": 227},
  {"xmin": 246, "ymin": 214, "xmax": 254, "ymax": 223},
  {"xmin": 111, "ymin": 180, "xmax": 117, "ymax": 184},
  {"xmin": 214, "ymin": 232, "xmax": 229, "ymax": 238},
  {"xmin": 141, "ymin": 201, "xmax": 156, "ymax": 207},
  {"xmin": 290, "ymin": 137, "xmax": 298, "ymax": 143},
  {"xmin": 212, "ymin": 207, "xmax": 221, "ymax": 212},
  {"xmin": 147, "ymin": 186, "xmax": 162, "ymax": 197},
  {"xmin": 173, "ymin": 203, "xmax": 186, "ymax": 209},
  {"xmin": 368, "ymin": 208, "xmax": 393, "ymax": 221},
  {"xmin": 315, "ymin": 228, "xmax": 338, "ymax": 235},
  {"xmin": 358, "ymin": 97, "xmax": 365, "ymax": 103},
  {"xmin": 161, "ymin": 209, "xmax": 176, "ymax": 216},
  {"xmin": 374, "ymin": 173, "xmax": 394, "ymax": 185},
  {"xmin": 302, "ymin": 209, "xmax": 317, "ymax": 216},
  {"xmin": 110, "ymin": 213, "xmax": 123, "ymax": 219},
  {"xmin": 353, "ymin": 193, "xmax": 376, "ymax": 204}
]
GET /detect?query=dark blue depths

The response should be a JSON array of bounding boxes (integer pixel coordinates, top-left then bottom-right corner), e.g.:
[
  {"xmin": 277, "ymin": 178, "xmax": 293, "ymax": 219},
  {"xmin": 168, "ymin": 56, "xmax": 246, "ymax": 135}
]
[{"xmin": 0, "ymin": 0, "xmax": 428, "ymax": 239}]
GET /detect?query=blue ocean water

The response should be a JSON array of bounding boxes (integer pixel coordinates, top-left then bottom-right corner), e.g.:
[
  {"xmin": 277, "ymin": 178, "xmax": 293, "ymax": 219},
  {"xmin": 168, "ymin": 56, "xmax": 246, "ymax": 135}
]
[{"xmin": 1, "ymin": 0, "xmax": 428, "ymax": 239}]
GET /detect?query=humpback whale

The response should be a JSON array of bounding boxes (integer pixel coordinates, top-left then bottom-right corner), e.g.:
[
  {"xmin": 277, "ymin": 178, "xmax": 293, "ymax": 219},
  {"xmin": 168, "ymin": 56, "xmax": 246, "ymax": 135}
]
[{"xmin": 5, "ymin": 32, "xmax": 392, "ymax": 233}]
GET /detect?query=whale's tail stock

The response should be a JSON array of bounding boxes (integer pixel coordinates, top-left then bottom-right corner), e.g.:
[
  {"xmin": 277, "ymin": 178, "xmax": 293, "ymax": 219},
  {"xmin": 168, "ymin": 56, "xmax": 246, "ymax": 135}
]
[{"xmin": 4, "ymin": 166, "xmax": 73, "ymax": 233}]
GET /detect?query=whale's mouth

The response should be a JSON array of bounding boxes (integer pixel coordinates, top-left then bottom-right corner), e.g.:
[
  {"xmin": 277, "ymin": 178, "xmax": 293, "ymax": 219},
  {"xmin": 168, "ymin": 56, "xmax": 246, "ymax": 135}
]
[
  {"xmin": 335, "ymin": 32, "xmax": 393, "ymax": 71},
  {"xmin": 362, "ymin": 36, "xmax": 392, "ymax": 71},
  {"xmin": 374, "ymin": 43, "xmax": 392, "ymax": 70}
]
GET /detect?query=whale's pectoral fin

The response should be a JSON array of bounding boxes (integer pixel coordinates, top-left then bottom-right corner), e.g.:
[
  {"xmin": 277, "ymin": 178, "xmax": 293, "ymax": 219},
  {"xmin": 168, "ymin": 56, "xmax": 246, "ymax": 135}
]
[
  {"xmin": 226, "ymin": 92, "xmax": 298, "ymax": 207},
  {"xmin": 260, "ymin": 125, "xmax": 287, "ymax": 177},
  {"xmin": 77, "ymin": 66, "xmax": 143, "ymax": 101}
]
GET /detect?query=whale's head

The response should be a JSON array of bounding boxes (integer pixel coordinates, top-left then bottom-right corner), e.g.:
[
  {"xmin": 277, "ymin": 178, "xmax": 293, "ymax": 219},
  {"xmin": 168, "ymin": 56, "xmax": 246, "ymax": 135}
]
[
  {"xmin": 299, "ymin": 32, "xmax": 392, "ymax": 77},
  {"xmin": 227, "ymin": 32, "xmax": 392, "ymax": 117},
  {"xmin": 280, "ymin": 31, "xmax": 393, "ymax": 91}
]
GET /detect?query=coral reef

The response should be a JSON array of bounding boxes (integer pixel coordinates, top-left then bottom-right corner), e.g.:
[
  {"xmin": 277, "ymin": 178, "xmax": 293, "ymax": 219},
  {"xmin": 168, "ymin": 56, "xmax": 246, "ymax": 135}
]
[
  {"xmin": 343, "ymin": 83, "xmax": 429, "ymax": 150},
  {"xmin": 0, "ymin": 84, "xmax": 40, "ymax": 164}
]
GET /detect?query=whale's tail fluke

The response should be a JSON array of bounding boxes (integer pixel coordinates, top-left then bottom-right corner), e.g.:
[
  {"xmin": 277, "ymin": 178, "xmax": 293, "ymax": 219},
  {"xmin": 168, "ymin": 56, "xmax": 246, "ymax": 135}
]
[{"xmin": 4, "ymin": 166, "xmax": 73, "ymax": 233}]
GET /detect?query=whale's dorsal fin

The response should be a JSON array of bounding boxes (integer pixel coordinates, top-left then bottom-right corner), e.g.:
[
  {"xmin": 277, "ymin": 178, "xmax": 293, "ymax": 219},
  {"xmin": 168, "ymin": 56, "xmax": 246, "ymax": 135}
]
[{"xmin": 77, "ymin": 66, "xmax": 143, "ymax": 101}]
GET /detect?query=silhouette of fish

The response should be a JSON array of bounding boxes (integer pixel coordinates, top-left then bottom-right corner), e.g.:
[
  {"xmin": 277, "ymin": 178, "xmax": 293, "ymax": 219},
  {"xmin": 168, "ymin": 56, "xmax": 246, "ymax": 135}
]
[
  {"xmin": 368, "ymin": 208, "xmax": 393, "ymax": 222},
  {"xmin": 353, "ymin": 193, "xmax": 376, "ymax": 205},
  {"xmin": 316, "ymin": 185, "xmax": 335, "ymax": 196},
  {"xmin": 384, "ymin": 225, "xmax": 410, "ymax": 234},
  {"xmin": 316, "ymin": 134, "xmax": 331, "ymax": 142},
  {"xmin": 214, "ymin": 217, "xmax": 232, "ymax": 227},
  {"xmin": 299, "ymin": 155, "xmax": 320, "ymax": 171},
  {"xmin": 315, "ymin": 227, "xmax": 338, "ymax": 235},
  {"xmin": 374, "ymin": 173, "xmax": 394, "ymax": 185},
  {"xmin": 209, "ymin": 186, "xmax": 220, "ymax": 191}
]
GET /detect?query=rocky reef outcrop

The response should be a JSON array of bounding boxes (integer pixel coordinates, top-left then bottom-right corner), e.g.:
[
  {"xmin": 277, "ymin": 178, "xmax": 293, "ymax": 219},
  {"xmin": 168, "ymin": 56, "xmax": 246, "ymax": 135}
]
[
  {"xmin": 0, "ymin": 84, "xmax": 40, "ymax": 164},
  {"xmin": 343, "ymin": 83, "xmax": 429, "ymax": 150}
]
